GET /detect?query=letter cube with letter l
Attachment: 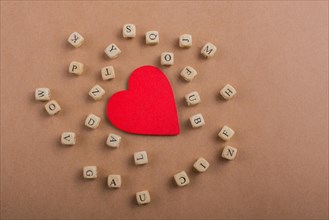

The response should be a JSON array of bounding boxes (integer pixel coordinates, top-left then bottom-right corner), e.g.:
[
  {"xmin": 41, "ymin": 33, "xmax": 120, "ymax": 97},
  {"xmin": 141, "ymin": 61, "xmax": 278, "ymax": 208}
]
[
  {"xmin": 134, "ymin": 151, "xmax": 148, "ymax": 165},
  {"xmin": 190, "ymin": 113, "xmax": 205, "ymax": 128},
  {"xmin": 85, "ymin": 114, "xmax": 101, "ymax": 129}
]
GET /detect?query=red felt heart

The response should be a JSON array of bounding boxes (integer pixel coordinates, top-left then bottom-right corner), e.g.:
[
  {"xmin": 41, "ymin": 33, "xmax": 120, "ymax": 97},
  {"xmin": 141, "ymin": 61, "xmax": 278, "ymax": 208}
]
[{"xmin": 106, "ymin": 65, "xmax": 180, "ymax": 136}]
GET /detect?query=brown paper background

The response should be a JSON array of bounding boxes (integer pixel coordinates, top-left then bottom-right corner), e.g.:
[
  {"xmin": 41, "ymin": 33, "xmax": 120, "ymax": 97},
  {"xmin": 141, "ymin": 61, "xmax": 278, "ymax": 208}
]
[{"xmin": 1, "ymin": 1, "xmax": 328, "ymax": 219}]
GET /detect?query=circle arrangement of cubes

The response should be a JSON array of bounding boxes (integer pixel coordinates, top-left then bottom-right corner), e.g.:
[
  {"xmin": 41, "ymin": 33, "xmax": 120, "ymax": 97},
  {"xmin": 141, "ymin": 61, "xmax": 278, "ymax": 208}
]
[{"xmin": 34, "ymin": 25, "xmax": 240, "ymax": 206}]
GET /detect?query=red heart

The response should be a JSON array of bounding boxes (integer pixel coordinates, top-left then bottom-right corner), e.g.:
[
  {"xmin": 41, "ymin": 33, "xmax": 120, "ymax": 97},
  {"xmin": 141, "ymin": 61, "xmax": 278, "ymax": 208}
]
[{"xmin": 106, "ymin": 65, "xmax": 180, "ymax": 136}]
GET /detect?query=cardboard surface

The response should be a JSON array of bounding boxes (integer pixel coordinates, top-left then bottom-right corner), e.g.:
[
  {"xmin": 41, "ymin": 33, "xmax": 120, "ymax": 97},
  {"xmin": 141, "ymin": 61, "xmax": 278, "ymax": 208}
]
[
  {"xmin": 106, "ymin": 65, "xmax": 180, "ymax": 135},
  {"xmin": 1, "ymin": 1, "xmax": 328, "ymax": 219}
]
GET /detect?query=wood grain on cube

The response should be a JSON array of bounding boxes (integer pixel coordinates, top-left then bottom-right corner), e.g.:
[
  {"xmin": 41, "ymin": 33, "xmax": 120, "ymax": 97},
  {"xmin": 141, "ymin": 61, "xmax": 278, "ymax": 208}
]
[
  {"xmin": 35, "ymin": 88, "xmax": 51, "ymax": 101},
  {"xmin": 123, "ymin": 24, "xmax": 136, "ymax": 38},
  {"xmin": 185, "ymin": 91, "xmax": 201, "ymax": 106},
  {"xmin": 174, "ymin": 171, "xmax": 190, "ymax": 187},
  {"xmin": 84, "ymin": 114, "xmax": 101, "ymax": 129},
  {"xmin": 180, "ymin": 66, "xmax": 197, "ymax": 82},
  {"xmin": 179, "ymin": 34, "xmax": 192, "ymax": 48},
  {"xmin": 220, "ymin": 84, "xmax": 237, "ymax": 100},
  {"xmin": 145, "ymin": 31, "xmax": 159, "ymax": 45},
  {"xmin": 134, "ymin": 151, "xmax": 148, "ymax": 165},
  {"xmin": 136, "ymin": 190, "xmax": 151, "ymax": 205},
  {"xmin": 107, "ymin": 175, "xmax": 122, "ymax": 188},
  {"xmin": 101, "ymin": 66, "xmax": 115, "ymax": 81},
  {"xmin": 61, "ymin": 132, "xmax": 76, "ymax": 146},
  {"xmin": 67, "ymin": 32, "xmax": 84, "ymax": 48},
  {"xmin": 193, "ymin": 157, "xmax": 210, "ymax": 172},
  {"xmin": 218, "ymin": 125, "xmax": 235, "ymax": 141},
  {"xmin": 189, "ymin": 113, "xmax": 205, "ymax": 128},
  {"xmin": 201, "ymin": 42, "xmax": 217, "ymax": 58},
  {"xmin": 106, "ymin": 133, "xmax": 121, "ymax": 148},
  {"xmin": 88, "ymin": 84, "xmax": 105, "ymax": 101},
  {"xmin": 104, "ymin": 43, "xmax": 121, "ymax": 59},
  {"xmin": 44, "ymin": 100, "xmax": 61, "ymax": 115},
  {"xmin": 161, "ymin": 52, "xmax": 174, "ymax": 66},
  {"xmin": 69, "ymin": 61, "xmax": 84, "ymax": 75},
  {"xmin": 83, "ymin": 166, "xmax": 97, "ymax": 179},
  {"xmin": 222, "ymin": 146, "xmax": 237, "ymax": 160}
]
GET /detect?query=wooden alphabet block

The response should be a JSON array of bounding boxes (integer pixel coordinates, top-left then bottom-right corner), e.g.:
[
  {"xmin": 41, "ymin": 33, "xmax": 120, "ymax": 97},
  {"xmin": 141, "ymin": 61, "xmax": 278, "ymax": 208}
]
[
  {"xmin": 67, "ymin": 32, "xmax": 84, "ymax": 48},
  {"xmin": 134, "ymin": 151, "xmax": 148, "ymax": 165},
  {"xmin": 104, "ymin": 43, "xmax": 121, "ymax": 59},
  {"xmin": 179, "ymin": 34, "xmax": 192, "ymax": 48},
  {"xmin": 145, "ymin": 31, "xmax": 159, "ymax": 45},
  {"xmin": 45, "ymin": 100, "xmax": 61, "ymax": 115},
  {"xmin": 35, "ymin": 88, "xmax": 51, "ymax": 101},
  {"xmin": 123, "ymin": 24, "xmax": 136, "ymax": 38},
  {"xmin": 174, "ymin": 171, "xmax": 190, "ymax": 187},
  {"xmin": 201, "ymin": 42, "xmax": 217, "ymax": 58},
  {"xmin": 136, "ymin": 190, "xmax": 151, "ymax": 205},
  {"xmin": 85, "ymin": 114, "xmax": 101, "ymax": 129}
]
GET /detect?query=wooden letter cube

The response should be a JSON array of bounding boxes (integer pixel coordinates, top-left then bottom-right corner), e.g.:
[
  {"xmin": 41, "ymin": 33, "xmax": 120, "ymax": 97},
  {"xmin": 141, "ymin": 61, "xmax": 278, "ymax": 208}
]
[
  {"xmin": 185, "ymin": 91, "xmax": 201, "ymax": 106},
  {"xmin": 161, "ymin": 52, "xmax": 174, "ymax": 66},
  {"xmin": 190, "ymin": 113, "xmax": 205, "ymax": 128},
  {"xmin": 174, "ymin": 171, "xmax": 190, "ymax": 187},
  {"xmin": 123, "ymin": 24, "xmax": 136, "ymax": 38},
  {"xmin": 35, "ymin": 88, "xmax": 51, "ymax": 101},
  {"xmin": 107, "ymin": 175, "xmax": 122, "ymax": 188},
  {"xmin": 134, "ymin": 151, "xmax": 148, "ymax": 165},
  {"xmin": 201, "ymin": 42, "xmax": 217, "ymax": 58},
  {"xmin": 220, "ymin": 84, "xmax": 237, "ymax": 100},
  {"xmin": 106, "ymin": 133, "xmax": 121, "ymax": 148},
  {"xmin": 136, "ymin": 190, "xmax": 151, "ymax": 205},
  {"xmin": 101, "ymin": 66, "xmax": 115, "ymax": 81},
  {"xmin": 221, "ymin": 146, "xmax": 237, "ymax": 160},
  {"xmin": 69, "ymin": 61, "xmax": 84, "ymax": 75},
  {"xmin": 85, "ymin": 114, "xmax": 101, "ymax": 129},
  {"xmin": 104, "ymin": 43, "xmax": 121, "ymax": 59},
  {"xmin": 218, "ymin": 125, "xmax": 235, "ymax": 141},
  {"xmin": 179, "ymin": 34, "xmax": 192, "ymax": 48},
  {"xmin": 145, "ymin": 31, "xmax": 159, "ymax": 45},
  {"xmin": 67, "ymin": 32, "xmax": 84, "ymax": 48},
  {"xmin": 61, "ymin": 132, "xmax": 76, "ymax": 146},
  {"xmin": 88, "ymin": 84, "xmax": 105, "ymax": 101},
  {"xmin": 44, "ymin": 100, "xmax": 61, "ymax": 115},
  {"xmin": 83, "ymin": 166, "xmax": 97, "ymax": 179},
  {"xmin": 193, "ymin": 157, "xmax": 210, "ymax": 172},
  {"xmin": 180, "ymin": 66, "xmax": 197, "ymax": 82}
]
